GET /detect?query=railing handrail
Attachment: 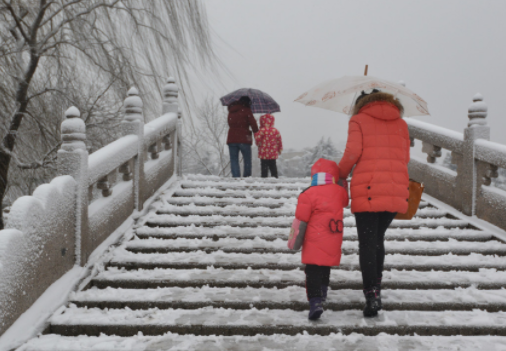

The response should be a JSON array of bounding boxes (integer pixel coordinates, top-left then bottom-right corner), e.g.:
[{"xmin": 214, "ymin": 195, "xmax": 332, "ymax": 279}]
[
  {"xmin": 474, "ymin": 139, "xmax": 506, "ymax": 170},
  {"xmin": 406, "ymin": 118, "xmax": 464, "ymax": 152}
]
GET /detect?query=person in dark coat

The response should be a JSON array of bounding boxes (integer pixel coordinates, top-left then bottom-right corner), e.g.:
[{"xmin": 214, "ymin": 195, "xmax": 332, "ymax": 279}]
[{"xmin": 227, "ymin": 96, "xmax": 259, "ymax": 177}]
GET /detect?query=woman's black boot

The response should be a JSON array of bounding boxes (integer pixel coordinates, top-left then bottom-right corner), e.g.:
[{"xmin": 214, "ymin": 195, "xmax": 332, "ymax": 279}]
[{"xmin": 363, "ymin": 287, "xmax": 380, "ymax": 318}]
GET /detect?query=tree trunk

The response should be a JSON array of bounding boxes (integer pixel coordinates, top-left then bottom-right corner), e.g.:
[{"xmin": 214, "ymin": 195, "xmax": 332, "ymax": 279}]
[{"xmin": 0, "ymin": 53, "xmax": 40, "ymax": 229}]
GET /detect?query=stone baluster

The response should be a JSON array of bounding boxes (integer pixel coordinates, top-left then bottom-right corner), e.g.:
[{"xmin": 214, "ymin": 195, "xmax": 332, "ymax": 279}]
[
  {"xmin": 57, "ymin": 106, "xmax": 89, "ymax": 266},
  {"xmin": 421, "ymin": 142, "xmax": 442, "ymax": 163},
  {"xmin": 457, "ymin": 93, "xmax": 490, "ymax": 215},
  {"xmin": 97, "ymin": 174, "xmax": 113, "ymax": 197},
  {"xmin": 122, "ymin": 87, "xmax": 145, "ymax": 211},
  {"xmin": 162, "ymin": 77, "xmax": 179, "ymax": 115},
  {"xmin": 482, "ymin": 164, "xmax": 499, "ymax": 186},
  {"xmin": 148, "ymin": 141, "xmax": 162, "ymax": 160},
  {"xmin": 162, "ymin": 134, "xmax": 172, "ymax": 150},
  {"xmin": 119, "ymin": 160, "xmax": 133, "ymax": 181}
]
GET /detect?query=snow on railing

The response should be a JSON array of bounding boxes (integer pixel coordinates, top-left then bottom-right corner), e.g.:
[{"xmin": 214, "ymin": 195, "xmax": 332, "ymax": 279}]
[
  {"xmin": 408, "ymin": 93, "xmax": 506, "ymax": 231},
  {"xmin": 0, "ymin": 78, "xmax": 182, "ymax": 335}
]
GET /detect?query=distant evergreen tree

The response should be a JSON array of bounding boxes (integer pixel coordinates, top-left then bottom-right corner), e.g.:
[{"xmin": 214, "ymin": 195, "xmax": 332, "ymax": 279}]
[{"xmin": 303, "ymin": 137, "xmax": 343, "ymax": 176}]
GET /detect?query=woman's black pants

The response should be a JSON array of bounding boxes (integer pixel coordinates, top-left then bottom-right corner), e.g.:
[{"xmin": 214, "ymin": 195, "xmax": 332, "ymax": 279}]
[
  {"xmin": 305, "ymin": 264, "xmax": 330, "ymax": 299},
  {"xmin": 354, "ymin": 211, "xmax": 396, "ymax": 291},
  {"xmin": 260, "ymin": 159, "xmax": 278, "ymax": 178}
]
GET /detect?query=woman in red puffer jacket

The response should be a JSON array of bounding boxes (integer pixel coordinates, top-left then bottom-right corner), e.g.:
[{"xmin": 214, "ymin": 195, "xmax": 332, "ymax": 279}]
[
  {"xmin": 338, "ymin": 89, "xmax": 410, "ymax": 318},
  {"xmin": 295, "ymin": 158, "xmax": 349, "ymax": 320}
]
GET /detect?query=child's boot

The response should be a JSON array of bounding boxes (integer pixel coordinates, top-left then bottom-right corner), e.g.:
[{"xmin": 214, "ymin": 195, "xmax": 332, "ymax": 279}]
[
  {"xmin": 308, "ymin": 297, "xmax": 324, "ymax": 320},
  {"xmin": 321, "ymin": 285, "xmax": 328, "ymax": 302},
  {"xmin": 363, "ymin": 287, "xmax": 381, "ymax": 318}
]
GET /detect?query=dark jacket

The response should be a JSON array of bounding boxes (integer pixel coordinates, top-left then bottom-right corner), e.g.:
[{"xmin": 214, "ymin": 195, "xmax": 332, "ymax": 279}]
[{"xmin": 226, "ymin": 104, "xmax": 259, "ymax": 144}]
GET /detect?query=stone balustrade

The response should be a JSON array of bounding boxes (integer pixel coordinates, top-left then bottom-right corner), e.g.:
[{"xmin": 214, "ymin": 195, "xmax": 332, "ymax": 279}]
[
  {"xmin": 0, "ymin": 78, "xmax": 182, "ymax": 335},
  {"xmin": 407, "ymin": 93, "xmax": 506, "ymax": 231}
]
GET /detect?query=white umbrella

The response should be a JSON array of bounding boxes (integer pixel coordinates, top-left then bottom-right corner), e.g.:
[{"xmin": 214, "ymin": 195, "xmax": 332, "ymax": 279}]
[{"xmin": 294, "ymin": 76, "xmax": 429, "ymax": 117}]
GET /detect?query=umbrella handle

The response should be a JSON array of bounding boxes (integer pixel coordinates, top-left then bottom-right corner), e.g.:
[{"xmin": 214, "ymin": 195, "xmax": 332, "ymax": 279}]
[{"xmin": 364, "ymin": 65, "xmax": 368, "ymax": 76}]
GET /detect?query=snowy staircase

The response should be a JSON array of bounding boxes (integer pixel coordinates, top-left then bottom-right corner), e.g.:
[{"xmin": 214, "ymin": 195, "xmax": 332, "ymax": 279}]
[{"xmin": 19, "ymin": 175, "xmax": 506, "ymax": 350}]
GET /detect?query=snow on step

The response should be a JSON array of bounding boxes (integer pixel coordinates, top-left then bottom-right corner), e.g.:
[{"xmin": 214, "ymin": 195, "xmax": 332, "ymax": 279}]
[
  {"xmin": 154, "ymin": 203, "xmax": 445, "ymax": 219},
  {"xmin": 17, "ymin": 334, "xmax": 506, "ymax": 351},
  {"xmin": 145, "ymin": 214, "xmax": 469, "ymax": 229},
  {"xmin": 184, "ymin": 174, "xmax": 309, "ymax": 183},
  {"xmin": 135, "ymin": 225, "xmax": 492, "ymax": 242},
  {"xmin": 92, "ymin": 267, "xmax": 506, "ymax": 290},
  {"xmin": 123, "ymin": 237, "xmax": 506, "ymax": 256},
  {"xmin": 173, "ymin": 187, "xmax": 300, "ymax": 199},
  {"xmin": 48, "ymin": 305, "xmax": 506, "ymax": 336},
  {"xmin": 181, "ymin": 181, "xmax": 306, "ymax": 191},
  {"xmin": 162, "ymin": 195, "xmax": 430, "ymax": 210},
  {"xmin": 71, "ymin": 286, "xmax": 506, "ymax": 308},
  {"xmin": 111, "ymin": 249, "xmax": 506, "ymax": 271}
]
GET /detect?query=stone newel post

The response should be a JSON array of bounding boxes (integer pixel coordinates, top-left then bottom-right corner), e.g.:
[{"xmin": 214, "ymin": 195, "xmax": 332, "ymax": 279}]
[
  {"xmin": 57, "ymin": 106, "xmax": 89, "ymax": 266},
  {"xmin": 162, "ymin": 77, "xmax": 179, "ymax": 115},
  {"xmin": 460, "ymin": 93, "xmax": 490, "ymax": 215},
  {"xmin": 162, "ymin": 78, "xmax": 181, "ymax": 176},
  {"xmin": 122, "ymin": 87, "xmax": 145, "ymax": 211}
]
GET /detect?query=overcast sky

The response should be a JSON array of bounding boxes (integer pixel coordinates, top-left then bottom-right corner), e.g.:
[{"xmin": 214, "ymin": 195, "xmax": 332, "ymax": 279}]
[{"xmin": 198, "ymin": 0, "xmax": 506, "ymax": 151}]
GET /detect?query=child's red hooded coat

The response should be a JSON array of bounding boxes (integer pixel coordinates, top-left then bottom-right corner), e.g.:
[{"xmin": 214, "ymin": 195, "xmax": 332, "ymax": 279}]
[
  {"xmin": 254, "ymin": 114, "xmax": 283, "ymax": 159},
  {"xmin": 295, "ymin": 159, "xmax": 349, "ymax": 266}
]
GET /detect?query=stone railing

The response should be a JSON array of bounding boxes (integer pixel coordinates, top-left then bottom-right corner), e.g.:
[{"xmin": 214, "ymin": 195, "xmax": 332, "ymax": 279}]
[
  {"xmin": 0, "ymin": 78, "xmax": 182, "ymax": 334},
  {"xmin": 407, "ymin": 93, "xmax": 506, "ymax": 230}
]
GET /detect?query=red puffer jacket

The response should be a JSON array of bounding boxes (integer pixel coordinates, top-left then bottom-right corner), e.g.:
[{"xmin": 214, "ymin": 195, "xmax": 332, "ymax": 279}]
[
  {"xmin": 338, "ymin": 92, "xmax": 410, "ymax": 214},
  {"xmin": 226, "ymin": 103, "xmax": 259, "ymax": 144},
  {"xmin": 295, "ymin": 159, "xmax": 349, "ymax": 266},
  {"xmin": 254, "ymin": 114, "xmax": 283, "ymax": 160}
]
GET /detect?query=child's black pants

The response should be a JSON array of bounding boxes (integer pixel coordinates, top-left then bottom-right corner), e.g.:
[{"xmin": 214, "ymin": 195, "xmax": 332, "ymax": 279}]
[
  {"xmin": 305, "ymin": 264, "xmax": 331, "ymax": 299},
  {"xmin": 260, "ymin": 159, "xmax": 278, "ymax": 178},
  {"xmin": 354, "ymin": 211, "xmax": 396, "ymax": 291}
]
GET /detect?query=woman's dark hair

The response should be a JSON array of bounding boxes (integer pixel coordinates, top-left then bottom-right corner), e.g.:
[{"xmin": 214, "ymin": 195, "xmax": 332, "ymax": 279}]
[
  {"xmin": 355, "ymin": 89, "xmax": 380, "ymax": 105},
  {"xmin": 238, "ymin": 96, "xmax": 252, "ymax": 107}
]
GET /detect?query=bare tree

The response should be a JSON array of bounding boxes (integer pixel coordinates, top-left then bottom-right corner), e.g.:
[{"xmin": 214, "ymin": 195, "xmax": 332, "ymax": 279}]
[
  {"xmin": 183, "ymin": 98, "xmax": 229, "ymax": 176},
  {"xmin": 0, "ymin": 0, "xmax": 217, "ymax": 228}
]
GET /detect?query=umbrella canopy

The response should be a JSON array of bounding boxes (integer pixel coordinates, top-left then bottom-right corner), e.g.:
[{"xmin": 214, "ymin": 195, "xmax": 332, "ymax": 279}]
[
  {"xmin": 220, "ymin": 88, "xmax": 280, "ymax": 114},
  {"xmin": 294, "ymin": 76, "xmax": 429, "ymax": 117}
]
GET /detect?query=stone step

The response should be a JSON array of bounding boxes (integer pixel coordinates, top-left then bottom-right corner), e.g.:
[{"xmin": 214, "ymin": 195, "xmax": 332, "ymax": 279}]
[
  {"xmin": 163, "ymin": 196, "xmax": 430, "ymax": 210},
  {"xmin": 18, "ymin": 334, "xmax": 506, "ymax": 351},
  {"xmin": 145, "ymin": 213, "xmax": 470, "ymax": 229},
  {"xmin": 71, "ymin": 286, "xmax": 506, "ymax": 312},
  {"xmin": 90, "ymin": 267, "xmax": 506, "ymax": 290},
  {"xmin": 49, "ymin": 306, "xmax": 506, "ymax": 337},
  {"xmin": 183, "ymin": 175, "xmax": 309, "ymax": 183},
  {"xmin": 173, "ymin": 188, "xmax": 299, "ymax": 199},
  {"xmin": 181, "ymin": 183, "xmax": 306, "ymax": 192},
  {"xmin": 135, "ymin": 226, "xmax": 492, "ymax": 242},
  {"xmin": 155, "ymin": 205, "xmax": 445, "ymax": 219},
  {"xmin": 123, "ymin": 237, "xmax": 506, "ymax": 256},
  {"xmin": 109, "ymin": 248, "xmax": 506, "ymax": 271}
]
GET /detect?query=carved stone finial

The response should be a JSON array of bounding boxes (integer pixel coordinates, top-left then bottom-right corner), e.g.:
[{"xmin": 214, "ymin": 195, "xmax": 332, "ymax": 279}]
[
  {"xmin": 61, "ymin": 106, "xmax": 86, "ymax": 151},
  {"xmin": 162, "ymin": 77, "xmax": 179, "ymax": 114},
  {"xmin": 124, "ymin": 86, "xmax": 143, "ymax": 123},
  {"xmin": 468, "ymin": 93, "xmax": 487, "ymax": 127}
]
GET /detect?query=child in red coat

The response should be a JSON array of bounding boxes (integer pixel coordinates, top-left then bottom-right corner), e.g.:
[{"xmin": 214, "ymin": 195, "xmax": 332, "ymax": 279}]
[
  {"xmin": 254, "ymin": 114, "xmax": 283, "ymax": 178},
  {"xmin": 294, "ymin": 158, "xmax": 349, "ymax": 320}
]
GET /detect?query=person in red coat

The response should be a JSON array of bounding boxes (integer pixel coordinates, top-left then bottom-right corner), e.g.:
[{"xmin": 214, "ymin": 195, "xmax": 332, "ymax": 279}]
[
  {"xmin": 338, "ymin": 89, "xmax": 410, "ymax": 318},
  {"xmin": 254, "ymin": 114, "xmax": 283, "ymax": 178},
  {"xmin": 294, "ymin": 158, "xmax": 349, "ymax": 320},
  {"xmin": 226, "ymin": 96, "xmax": 259, "ymax": 177}
]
